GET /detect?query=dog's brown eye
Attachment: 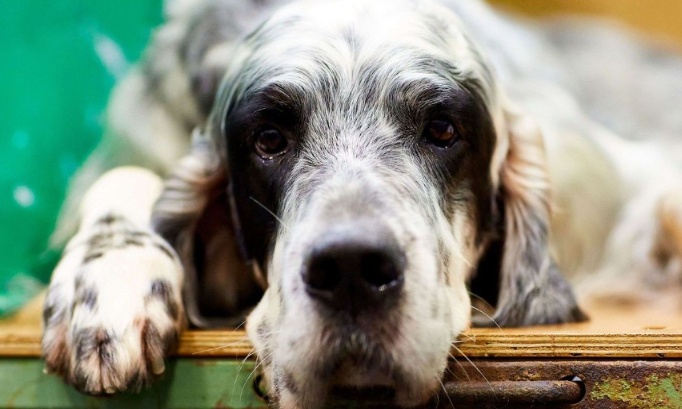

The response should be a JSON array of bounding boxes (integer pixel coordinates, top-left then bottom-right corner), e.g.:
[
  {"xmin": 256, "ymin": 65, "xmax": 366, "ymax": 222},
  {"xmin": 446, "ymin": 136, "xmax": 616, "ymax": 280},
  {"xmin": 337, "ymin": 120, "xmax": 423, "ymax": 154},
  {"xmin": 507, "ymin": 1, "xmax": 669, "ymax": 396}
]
[
  {"xmin": 254, "ymin": 128, "xmax": 288, "ymax": 158},
  {"xmin": 423, "ymin": 120, "xmax": 459, "ymax": 148}
]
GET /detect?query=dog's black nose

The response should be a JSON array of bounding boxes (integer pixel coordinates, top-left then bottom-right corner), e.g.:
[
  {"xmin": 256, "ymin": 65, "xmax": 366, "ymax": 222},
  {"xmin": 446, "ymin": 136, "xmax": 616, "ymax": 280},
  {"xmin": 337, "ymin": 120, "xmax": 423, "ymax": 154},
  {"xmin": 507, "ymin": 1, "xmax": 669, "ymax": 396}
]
[{"xmin": 302, "ymin": 225, "xmax": 405, "ymax": 313}]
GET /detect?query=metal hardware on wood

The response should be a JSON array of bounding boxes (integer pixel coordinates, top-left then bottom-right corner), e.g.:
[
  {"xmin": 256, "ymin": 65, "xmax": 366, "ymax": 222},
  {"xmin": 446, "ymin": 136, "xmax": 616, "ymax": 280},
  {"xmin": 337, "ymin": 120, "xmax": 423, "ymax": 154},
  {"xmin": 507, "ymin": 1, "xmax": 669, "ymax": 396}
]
[{"xmin": 442, "ymin": 378, "xmax": 585, "ymax": 404}]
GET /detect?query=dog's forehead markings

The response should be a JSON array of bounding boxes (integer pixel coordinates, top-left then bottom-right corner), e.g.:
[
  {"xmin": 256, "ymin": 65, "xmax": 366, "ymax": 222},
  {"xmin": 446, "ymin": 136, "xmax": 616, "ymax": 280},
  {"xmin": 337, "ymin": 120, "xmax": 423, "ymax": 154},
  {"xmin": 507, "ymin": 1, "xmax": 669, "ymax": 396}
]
[{"xmin": 223, "ymin": 0, "xmax": 491, "ymax": 107}]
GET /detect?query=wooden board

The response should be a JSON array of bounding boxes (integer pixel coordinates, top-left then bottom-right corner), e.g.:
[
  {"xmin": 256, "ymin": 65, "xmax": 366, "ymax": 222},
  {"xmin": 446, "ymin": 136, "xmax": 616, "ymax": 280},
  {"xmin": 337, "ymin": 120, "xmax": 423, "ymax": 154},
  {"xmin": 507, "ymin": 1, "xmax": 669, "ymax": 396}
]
[{"xmin": 3, "ymin": 293, "xmax": 682, "ymax": 359}]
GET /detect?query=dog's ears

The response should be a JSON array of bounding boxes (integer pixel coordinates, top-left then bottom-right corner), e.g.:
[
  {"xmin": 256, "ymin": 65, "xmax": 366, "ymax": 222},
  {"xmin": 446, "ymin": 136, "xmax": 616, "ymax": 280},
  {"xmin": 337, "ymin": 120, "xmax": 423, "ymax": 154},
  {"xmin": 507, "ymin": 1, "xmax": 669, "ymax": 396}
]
[
  {"xmin": 152, "ymin": 130, "xmax": 264, "ymax": 328},
  {"xmin": 485, "ymin": 103, "xmax": 587, "ymax": 327}
]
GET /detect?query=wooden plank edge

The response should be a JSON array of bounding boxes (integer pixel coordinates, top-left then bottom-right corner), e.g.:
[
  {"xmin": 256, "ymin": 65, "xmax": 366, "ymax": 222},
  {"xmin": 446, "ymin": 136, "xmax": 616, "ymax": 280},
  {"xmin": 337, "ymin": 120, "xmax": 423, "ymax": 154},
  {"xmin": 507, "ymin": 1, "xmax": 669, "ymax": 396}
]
[{"xmin": 5, "ymin": 330, "xmax": 682, "ymax": 359}]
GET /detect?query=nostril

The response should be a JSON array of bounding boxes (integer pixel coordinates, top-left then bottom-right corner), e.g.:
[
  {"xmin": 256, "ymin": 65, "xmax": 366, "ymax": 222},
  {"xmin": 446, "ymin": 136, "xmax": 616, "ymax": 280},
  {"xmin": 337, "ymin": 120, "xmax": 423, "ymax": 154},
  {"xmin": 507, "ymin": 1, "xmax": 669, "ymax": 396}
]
[
  {"xmin": 302, "ymin": 224, "xmax": 406, "ymax": 309},
  {"xmin": 360, "ymin": 251, "xmax": 404, "ymax": 292},
  {"xmin": 303, "ymin": 255, "xmax": 341, "ymax": 294},
  {"xmin": 304, "ymin": 243, "xmax": 405, "ymax": 300}
]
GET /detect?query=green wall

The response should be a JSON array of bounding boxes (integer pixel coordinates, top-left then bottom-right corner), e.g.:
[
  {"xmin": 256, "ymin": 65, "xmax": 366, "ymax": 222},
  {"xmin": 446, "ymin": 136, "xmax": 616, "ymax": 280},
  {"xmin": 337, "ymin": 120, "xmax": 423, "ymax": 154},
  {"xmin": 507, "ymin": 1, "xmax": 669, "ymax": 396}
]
[{"xmin": 0, "ymin": 0, "xmax": 164, "ymax": 314}]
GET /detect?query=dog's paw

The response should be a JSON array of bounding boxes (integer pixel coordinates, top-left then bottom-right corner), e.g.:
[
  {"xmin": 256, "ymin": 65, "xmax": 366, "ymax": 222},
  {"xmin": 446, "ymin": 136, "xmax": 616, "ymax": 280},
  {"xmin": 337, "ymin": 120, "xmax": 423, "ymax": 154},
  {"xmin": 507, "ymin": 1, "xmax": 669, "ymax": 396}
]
[{"xmin": 42, "ymin": 214, "xmax": 185, "ymax": 395}]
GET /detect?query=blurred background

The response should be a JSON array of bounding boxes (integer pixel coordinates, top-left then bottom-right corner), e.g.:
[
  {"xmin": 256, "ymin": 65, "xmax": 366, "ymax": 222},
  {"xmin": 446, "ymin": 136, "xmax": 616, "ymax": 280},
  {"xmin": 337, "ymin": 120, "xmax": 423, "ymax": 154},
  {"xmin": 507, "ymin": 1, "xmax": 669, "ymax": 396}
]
[
  {"xmin": 493, "ymin": 0, "xmax": 682, "ymax": 47},
  {"xmin": 0, "ymin": 0, "xmax": 163, "ymax": 314},
  {"xmin": 0, "ymin": 0, "xmax": 680, "ymax": 316}
]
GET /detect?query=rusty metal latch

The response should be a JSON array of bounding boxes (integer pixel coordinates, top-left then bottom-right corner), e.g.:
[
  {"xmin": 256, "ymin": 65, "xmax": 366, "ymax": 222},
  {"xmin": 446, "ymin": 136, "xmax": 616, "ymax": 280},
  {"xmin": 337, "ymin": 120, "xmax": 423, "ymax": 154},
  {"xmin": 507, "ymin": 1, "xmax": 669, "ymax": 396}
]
[
  {"xmin": 442, "ymin": 376, "xmax": 585, "ymax": 405},
  {"xmin": 258, "ymin": 374, "xmax": 586, "ymax": 406}
]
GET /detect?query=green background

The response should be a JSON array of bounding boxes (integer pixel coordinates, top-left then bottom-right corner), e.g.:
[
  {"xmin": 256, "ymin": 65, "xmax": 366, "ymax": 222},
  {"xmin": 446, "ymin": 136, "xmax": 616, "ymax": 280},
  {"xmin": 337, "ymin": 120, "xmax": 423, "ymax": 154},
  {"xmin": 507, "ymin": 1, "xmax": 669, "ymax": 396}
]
[{"xmin": 0, "ymin": 0, "xmax": 164, "ymax": 314}]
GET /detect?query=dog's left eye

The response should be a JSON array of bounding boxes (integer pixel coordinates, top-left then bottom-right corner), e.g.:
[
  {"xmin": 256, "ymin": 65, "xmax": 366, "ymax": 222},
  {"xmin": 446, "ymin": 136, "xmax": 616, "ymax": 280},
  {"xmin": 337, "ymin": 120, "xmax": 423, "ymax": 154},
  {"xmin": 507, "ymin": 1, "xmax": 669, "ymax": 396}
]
[
  {"xmin": 254, "ymin": 128, "xmax": 289, "ymax": 159},
  {"xmin": 423, "ymin": 120, "xmax": 459, "ymax": 148}
]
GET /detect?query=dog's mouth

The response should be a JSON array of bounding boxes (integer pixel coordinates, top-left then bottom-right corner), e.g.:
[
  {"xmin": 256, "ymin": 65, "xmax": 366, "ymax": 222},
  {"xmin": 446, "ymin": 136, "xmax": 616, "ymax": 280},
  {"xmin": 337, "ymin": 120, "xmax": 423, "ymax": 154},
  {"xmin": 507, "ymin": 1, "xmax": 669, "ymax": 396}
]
[
  {"xmin": 321, "ymin": 328, "xmax": 399, "ymax": 386},
  {"xmin": 255, "ymin": 374, "xmax": 403, "ymax": 407},
  {"xmin": 248, "ymin": 275, "xmax": 453, "ymax": 408},
  {"xmin": 267, "ymin": 334, "xmax": 440, "ymax": 407}
]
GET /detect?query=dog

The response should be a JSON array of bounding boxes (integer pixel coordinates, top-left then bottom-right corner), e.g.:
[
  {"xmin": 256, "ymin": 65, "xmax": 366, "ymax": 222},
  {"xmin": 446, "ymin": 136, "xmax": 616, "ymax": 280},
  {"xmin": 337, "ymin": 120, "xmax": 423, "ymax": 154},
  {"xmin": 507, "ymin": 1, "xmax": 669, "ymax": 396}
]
[{"xmin": 42, "ymin": 0, "xmax": 682, "ymax": 407}]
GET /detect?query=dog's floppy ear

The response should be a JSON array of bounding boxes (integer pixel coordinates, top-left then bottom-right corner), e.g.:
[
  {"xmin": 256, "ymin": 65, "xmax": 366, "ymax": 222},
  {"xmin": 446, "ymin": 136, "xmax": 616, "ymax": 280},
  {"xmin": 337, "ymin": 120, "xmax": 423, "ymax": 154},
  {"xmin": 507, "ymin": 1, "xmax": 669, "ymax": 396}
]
[
  {"xmin": 486, "ymin": 103, "xmax": 587, "ymax": 327},
  {"xmin": 152, "ymin": 129, "xmax": 264, "ymax": 328}
]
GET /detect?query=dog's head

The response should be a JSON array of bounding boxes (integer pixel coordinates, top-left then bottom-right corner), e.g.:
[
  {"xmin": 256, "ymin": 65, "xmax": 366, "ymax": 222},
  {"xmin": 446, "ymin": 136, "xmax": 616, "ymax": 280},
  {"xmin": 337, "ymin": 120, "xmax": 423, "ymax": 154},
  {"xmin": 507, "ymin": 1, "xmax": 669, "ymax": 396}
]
[{"xmin": 154, "ymin": 0, "xmax": 585, "ymax": 406}]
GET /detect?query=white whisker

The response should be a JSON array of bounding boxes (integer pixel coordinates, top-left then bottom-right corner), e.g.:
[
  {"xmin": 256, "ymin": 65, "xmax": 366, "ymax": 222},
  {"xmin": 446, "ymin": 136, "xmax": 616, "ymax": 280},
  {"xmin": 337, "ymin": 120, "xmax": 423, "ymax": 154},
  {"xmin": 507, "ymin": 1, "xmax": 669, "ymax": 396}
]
[
  {"xmin": 451, "ymin": 245, "xmax": 472, "ymax": 267},
  {"xmin": 470, "ymin": 305, "xmax": 502, "ymax": 330},
  {"xmin": 451, "ymin": 344, "xmax": 495, "ymax": 398},
  {"xmin": 232, "ymin": 348, "xmax": 258, "ymax": 398},
  {"xmin": 456, "ymin": 332, "xmax": 477, "ymax": 343},
  {"xmin": 191, "ymin": 338, "xmax": 250, "ymax": 355},
  {"xmin": 468, "ymin": 291, "xmax": 495, "ymax": 312},
  {"xmin": 448, "ymin": 353, "xmax": 471, "ymax": 382},
  {"xmin": 240, "ymin": 351, "xmax": 274, "ymax": 401},
  {"xmin": 438, "ymin": 376, "xmax": 456, "ymax": 409},
  {"xmin": 249, "ymin": 196, "xmax": 290, "ymax": 231}
]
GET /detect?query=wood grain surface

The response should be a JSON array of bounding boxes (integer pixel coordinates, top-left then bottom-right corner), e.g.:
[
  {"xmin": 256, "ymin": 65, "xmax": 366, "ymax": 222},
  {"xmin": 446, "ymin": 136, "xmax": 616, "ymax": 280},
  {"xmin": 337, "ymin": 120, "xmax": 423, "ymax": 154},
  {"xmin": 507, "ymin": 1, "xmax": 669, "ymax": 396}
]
[{"xmin": 3, "ymin": 292, "xmax": 682, "ymax": 359}]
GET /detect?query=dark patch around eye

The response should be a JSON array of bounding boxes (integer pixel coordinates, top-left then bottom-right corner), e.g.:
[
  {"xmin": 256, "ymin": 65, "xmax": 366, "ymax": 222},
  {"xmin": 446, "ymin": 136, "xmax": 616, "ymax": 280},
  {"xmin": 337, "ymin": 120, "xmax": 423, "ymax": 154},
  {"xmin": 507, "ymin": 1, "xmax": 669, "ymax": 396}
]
[
  {"xmin": 222, "ymin": 82, "xmax": 307, "ymax": 269},
  {"xmin": 223, "ymin": 83, "xmax": 304, "ymax": 140},
  {"xmin": 254, "ymin": 128, "xmax": 289, "ymax": 158},
  {"xmin": 423, "ymin": 119, "xmax": 459, "ymax": 148},
  {"xmin": 387, "ymin": 77, "xmax": 498, "ymax": 248}
]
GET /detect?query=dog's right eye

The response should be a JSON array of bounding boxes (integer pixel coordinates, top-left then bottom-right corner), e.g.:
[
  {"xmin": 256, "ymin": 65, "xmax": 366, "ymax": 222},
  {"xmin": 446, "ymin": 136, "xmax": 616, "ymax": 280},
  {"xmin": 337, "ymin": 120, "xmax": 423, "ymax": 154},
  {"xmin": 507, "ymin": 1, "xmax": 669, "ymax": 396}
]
[
  {"xmin": 422, "ymin": 119, "xmax": 459, "ymax": 149},
  {"xmin": 253, "ymin": 128, "xmax": 289, "ymax": 159}
]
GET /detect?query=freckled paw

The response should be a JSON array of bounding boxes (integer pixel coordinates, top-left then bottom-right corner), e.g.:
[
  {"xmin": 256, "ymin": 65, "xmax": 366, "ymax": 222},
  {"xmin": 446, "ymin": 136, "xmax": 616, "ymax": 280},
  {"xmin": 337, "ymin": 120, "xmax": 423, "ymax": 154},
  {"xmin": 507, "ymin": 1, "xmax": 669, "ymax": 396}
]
[
  {"xmin": 42, "ymin": 280, "xmax": 183, "ymax": 395},
  {"xmin": 44, "ymin": 320, "xmax": 179, "ymax": 395},
  {"xmin": 41, "ymin": 218, "xmax": 184, "ymax": 395}
]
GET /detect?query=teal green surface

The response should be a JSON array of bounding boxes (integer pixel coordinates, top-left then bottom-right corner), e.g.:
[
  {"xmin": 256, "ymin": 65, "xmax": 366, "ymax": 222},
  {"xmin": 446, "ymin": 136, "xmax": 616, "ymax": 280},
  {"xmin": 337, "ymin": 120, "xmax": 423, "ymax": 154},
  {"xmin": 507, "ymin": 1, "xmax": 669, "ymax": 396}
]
[
  {"xmin": 0, "ymin": 358, "xmax": 268, "ymax": 408},
  {"xmin": 0, "ymin": 358, "xmax": 394, "ymax": 408},
  {"xmin": 0, "ymin": 0, "xmax": 164, "ymax": 314}
]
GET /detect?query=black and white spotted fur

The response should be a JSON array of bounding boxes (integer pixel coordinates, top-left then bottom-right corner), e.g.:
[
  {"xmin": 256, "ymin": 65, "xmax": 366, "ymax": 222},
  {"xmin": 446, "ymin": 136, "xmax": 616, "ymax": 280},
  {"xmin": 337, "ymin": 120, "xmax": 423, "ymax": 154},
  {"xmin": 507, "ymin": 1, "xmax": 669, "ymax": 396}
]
[
  {"xmin": 43, "ymin": 0, "xmax": 682, "ymax": 407},
  {"xmin": 43, "ymin": 169, "xmax": 184, "ymax": 393}
]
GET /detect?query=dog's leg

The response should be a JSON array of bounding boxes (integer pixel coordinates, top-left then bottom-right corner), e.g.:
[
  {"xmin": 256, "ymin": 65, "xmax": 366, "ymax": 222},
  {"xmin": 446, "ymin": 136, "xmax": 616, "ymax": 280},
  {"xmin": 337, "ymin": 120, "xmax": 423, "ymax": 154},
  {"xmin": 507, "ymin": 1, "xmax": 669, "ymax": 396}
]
[{"xmin": 42, "ymin": 167, "xmax": 185, "ymax": 395}]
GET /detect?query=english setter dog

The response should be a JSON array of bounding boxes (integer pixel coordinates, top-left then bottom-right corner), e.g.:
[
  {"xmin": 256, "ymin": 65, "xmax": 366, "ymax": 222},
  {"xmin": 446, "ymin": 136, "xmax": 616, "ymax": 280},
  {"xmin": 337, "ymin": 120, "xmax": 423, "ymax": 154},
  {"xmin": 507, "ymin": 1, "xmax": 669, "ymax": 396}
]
[{"xmin": 42, "ymin": 0, "xmax": 682, "ymax": 407}]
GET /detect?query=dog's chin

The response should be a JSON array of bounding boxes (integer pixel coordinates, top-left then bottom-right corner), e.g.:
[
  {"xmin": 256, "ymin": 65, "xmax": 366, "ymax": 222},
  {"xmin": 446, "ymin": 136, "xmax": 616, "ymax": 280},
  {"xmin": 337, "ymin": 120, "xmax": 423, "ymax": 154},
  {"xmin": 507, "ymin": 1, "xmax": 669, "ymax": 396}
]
[
  {"xmin": 331, "ymin": 360, "xmax": 441, "ymax": 408},
  {"xmin": 327, "ymin": 330, "xmax": 437, "ymax": 391},
  {"xmin": 248, "ymin": 311, "xmax": 451, "ymax": 409},
  {"xmin": 263, "ymin": 344, "xmax": 444, "ymax": 409}
]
